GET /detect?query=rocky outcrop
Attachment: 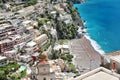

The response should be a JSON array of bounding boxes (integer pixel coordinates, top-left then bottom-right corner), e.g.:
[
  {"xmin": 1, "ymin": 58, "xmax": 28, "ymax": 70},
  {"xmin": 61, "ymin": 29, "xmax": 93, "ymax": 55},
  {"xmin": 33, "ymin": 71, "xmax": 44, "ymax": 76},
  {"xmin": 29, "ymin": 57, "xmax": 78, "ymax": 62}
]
[{"xmin": 68, "ymin": 0, "xmax": 86, "ymax": 4}]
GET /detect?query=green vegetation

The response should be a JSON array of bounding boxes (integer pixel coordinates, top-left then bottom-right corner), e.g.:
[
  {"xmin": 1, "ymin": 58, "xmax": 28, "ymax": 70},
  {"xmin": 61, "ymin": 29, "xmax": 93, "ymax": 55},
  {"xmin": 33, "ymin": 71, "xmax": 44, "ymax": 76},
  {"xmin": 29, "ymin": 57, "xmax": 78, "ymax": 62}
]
[
  {"xmin": 20, "ymin": 69, "xmax": 27, "ymax": 78},
  {"xmin": 69, "ymin": 63, "xmax": 76, "ymax": 72},
  {"xmin": 58, "ymin": 39, "xmax": 68, "ymax": 45},
  {"xmin": 0, "ymin": 4, "xmax": 3, "ymax": 8},
  {"xmin": 0, "ymin": 62, "xmax": 26, "ymax": 80},
  {"xmin": 51, "ymin": 50, "xmax": 60, "ymax": 59},
  {"xmin": 60, "ymin": 53, "xmax": 73, "ymax": 62},
  {"xmin": 51, "ymin": 49, "xmax": 73, "ymax": 62},
  {"xmin": 56, "ymin": 22, "xmax": 78, "ymax": 39},
  {"xmin": 0, "ymin": 62, "xmax": 20, "ymax": 80},
  {"xmin": 24, "ymin": 0, "xmax": 37, "ymax": 7},
  {"xmin": 38, "ymin": 18, "xmax": 49, "ymax": 26}
]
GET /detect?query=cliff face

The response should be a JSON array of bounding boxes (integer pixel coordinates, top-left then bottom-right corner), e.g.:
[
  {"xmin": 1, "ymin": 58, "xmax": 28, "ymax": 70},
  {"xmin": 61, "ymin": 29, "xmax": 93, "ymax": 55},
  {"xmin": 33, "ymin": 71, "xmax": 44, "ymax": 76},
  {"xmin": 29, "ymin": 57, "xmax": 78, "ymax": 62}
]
[{"xmin": 68, "ymin": 0, "xmax": 85, "ymax": 4}]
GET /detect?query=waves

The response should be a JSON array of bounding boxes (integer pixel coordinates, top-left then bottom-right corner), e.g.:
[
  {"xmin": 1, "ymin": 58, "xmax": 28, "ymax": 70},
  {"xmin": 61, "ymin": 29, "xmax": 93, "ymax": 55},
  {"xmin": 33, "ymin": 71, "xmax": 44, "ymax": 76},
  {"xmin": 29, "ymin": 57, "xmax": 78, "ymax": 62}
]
[
  {"xmin": 74, "ymin": 0, "xmax": 120, "ymax": 53},
  {"xmin": 85, "ymin": 34, "xmax": 105, "ymax": 55}
]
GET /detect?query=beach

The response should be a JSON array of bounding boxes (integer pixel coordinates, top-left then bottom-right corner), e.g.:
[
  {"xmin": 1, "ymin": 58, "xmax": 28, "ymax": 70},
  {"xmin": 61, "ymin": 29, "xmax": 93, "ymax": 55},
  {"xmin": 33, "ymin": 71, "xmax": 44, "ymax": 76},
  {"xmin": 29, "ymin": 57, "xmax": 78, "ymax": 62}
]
[
  {"xmin": 69, "ymin": 37, "xmax": 101, "ymax": 74},
  {"xmin": 74, "ymin": 0, "xmax": 120, "ymax": 53}
]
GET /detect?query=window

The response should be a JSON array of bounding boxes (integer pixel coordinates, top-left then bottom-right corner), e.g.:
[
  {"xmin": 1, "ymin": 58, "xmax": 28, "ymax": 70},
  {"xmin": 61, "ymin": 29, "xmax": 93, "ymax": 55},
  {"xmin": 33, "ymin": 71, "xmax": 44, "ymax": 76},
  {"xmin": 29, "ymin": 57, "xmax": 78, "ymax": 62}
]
[{"xmin": 43, "ymin": 77, "xmax": 46, "ymax": 80}]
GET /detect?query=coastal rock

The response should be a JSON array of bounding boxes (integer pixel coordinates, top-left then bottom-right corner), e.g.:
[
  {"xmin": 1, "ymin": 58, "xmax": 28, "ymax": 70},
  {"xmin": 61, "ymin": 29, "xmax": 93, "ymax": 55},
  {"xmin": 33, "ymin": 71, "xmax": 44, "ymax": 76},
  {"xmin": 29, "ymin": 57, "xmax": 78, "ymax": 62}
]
[{"xmin": 69, "ymin": 0, "xmax": 86, "ymax": 4}]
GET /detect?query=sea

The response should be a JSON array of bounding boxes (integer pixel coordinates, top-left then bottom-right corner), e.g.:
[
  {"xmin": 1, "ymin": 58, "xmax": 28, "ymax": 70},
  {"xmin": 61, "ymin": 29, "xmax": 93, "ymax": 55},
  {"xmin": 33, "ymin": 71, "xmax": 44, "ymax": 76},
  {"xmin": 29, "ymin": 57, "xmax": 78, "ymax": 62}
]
[{"xmin": 74, "ymin": 0, "xmax": 120, "ymax": 54}]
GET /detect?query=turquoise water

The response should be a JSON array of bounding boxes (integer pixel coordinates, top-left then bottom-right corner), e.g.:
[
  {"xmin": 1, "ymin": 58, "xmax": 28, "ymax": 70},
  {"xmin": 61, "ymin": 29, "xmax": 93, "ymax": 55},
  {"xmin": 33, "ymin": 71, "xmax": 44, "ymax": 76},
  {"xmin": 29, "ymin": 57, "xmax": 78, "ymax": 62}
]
[
  {"xmin": 20, "ymin": 65, "xmax": 26, "ymax": 71},
  {"xmin": 74, "ymin": 0, "xmax": 120, "ymax": 53}
]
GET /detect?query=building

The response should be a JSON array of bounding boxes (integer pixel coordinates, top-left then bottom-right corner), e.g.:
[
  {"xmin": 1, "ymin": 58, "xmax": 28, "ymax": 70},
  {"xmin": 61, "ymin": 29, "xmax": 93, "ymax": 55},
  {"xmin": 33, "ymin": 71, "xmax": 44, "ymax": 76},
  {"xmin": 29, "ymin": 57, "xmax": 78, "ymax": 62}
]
[
  {"xmin": 4, "ymin": 49, "xmax": 17, "ymax": 59},
  {"xmin": 25, "ymin": 41, "xmax": 39, "ymax": 54},
  {"xmin": 0, "ymin": 56, "xmax": 8, "ymax": 67},
  {"xmin": 0, "ymin": 24, "xmax": 19, "ymax": 53},
  {"xmin": 17, "ymin": 6, "xmax": 35, "ymax": 17},
  {"xmin": 33, "ymin": 34, "xmax": 48, "ymax": 48},
  {"xmin": 72, "ymin": 67, "xmax": 120, "ymax": 80},
  {"xmin": 0, "ymin": 39, "xmax": 14, "ymax": 53},
  {"xmin": 0, "ymin": 12, "xmax": 14, "ymax": 19},
  {"xmin": 3, "ymin": 4, "xmax": 11, "ymax": 10},
  {"xmin": 19, "ymin": 55, "xmax": 33, "ymax": 63},
  {"xmin": 101, "ymin": 51, "xmax": 120, "ymax": 73},
  {"xmin": 0, "ymin": 24, "xmax": 17, "ymax": 40},
  {"xmin": 31, "ymin": 54, "xmax": 64, "ymax": 80},
  {"xmin": 54, "ymin": 44, "xmax": 69, "ymax": 53}
]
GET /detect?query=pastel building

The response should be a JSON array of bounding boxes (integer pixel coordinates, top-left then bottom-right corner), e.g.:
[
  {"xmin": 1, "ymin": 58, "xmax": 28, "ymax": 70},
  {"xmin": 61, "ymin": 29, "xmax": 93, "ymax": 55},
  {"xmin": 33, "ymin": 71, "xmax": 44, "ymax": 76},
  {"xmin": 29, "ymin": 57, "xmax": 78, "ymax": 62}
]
[
  {"xmin": 102, "ymin": 51, "xmax": 120, "ymax": 73},
  {"xmin": 33, "ymin": 34, "xmax": 48, "ymax": 48},
  {"xmin": 0, "ymin": 24, "xmax": 17, "ymax": 40},
  {"xmin": 31, "ymin": 54, "xmax": 64, "ymax": 80}
]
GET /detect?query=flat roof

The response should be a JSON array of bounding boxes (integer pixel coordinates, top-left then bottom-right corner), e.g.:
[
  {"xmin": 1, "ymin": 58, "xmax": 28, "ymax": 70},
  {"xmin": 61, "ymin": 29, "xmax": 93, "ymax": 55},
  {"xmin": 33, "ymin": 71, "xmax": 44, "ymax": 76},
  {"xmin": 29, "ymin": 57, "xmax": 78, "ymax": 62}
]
[
  {"xmin": 74, "ymin": 67, "xmax": 120, "ymax": 80},
  {"xmin": 27, "ymin": 41, "xmax": 36, "ymax": 47},
  {"xmin": 0, "ymin": 56, "xmax": 7, "ymax": 60},
  {"xmin": 110, "ymin": 55, "xmax": 120, "ymax": 63},
  {"xmin": 20, "ymin": 55, "xmax": 30, "ymax": 58},
  {"xmin": 34, "ymin": 34, "xmax": 48, "ymax": 41},
  {"xmin": 83, "ymin": 71, "xmax": 119, "ymax": 80},
  {"xmin": 0, "ymin": 24, "xmax": 12, "ymax": 30},
  {"xmin": 0, "ymin": 39, "xmax": 11, "ymax": 44}
]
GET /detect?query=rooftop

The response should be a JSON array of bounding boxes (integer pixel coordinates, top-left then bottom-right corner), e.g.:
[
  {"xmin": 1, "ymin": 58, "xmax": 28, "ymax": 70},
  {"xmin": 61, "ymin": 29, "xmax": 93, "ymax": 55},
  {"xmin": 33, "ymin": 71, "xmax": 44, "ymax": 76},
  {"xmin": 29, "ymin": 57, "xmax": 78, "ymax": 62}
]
[
  {"xmin": 0, "ymin": 56, "xmax": 7, "ymax": 60},
  {"xmin": 20, "ymin": 55, "xmax": 31, "ymax": 59},
  {"xmin": 26, "ymin": 41, "xmax": 37, "ymax": 47},
  {"xmin": 110, "ymin": 55, "xmax": 120, "ymax": 63},
  {"xmin": 0, "ymin": 39, "xmax": 11, "ymax": 44},
  {"xmin": 39, "ymin": 60, "xmax": 49, "ymax": 65},
  {"xmin": 34, "ymin": 34, "xmax": 48, "ymax": 42},
  {"xmin": 73, "ymin": 67, "xmax": 120, "ymax": 80},
  {"xmin": 0, "ymin": 24, "xmax": 13, "ymax": 30},
  {"xmin": 105, "ymin": 51, "xmax": 120, "ymax": 63}
]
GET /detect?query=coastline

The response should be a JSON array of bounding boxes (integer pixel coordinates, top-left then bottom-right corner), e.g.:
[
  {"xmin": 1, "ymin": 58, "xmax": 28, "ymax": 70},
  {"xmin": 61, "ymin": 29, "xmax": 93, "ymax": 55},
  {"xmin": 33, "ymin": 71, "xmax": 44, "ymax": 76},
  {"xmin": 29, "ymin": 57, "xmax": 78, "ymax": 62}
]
[
  {"xmin": 73, "ymin": 0, "xmax": 105, "ymax": 56},
  {"xmin": 85, "ymin": 35, "xmax": 105, "ymax": 55},
  {"xmin": 71, "ymin": 1, "xmax": 104, "ymax": 68}
]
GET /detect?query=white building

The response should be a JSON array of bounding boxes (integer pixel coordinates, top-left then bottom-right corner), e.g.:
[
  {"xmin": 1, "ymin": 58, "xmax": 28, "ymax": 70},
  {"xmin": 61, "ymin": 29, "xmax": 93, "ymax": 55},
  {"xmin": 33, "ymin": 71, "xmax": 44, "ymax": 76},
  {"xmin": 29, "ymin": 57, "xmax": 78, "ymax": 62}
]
[
  {"xmin": 102, "ymin": 51, "xmax": 120, "ymax": 73},
  {"xmin": 19, "ymin": 55, "xmax": 32, "ymax": 63},
  {"xmin": 54, "ymin": 44, "xmax": 69, "ymax": 53},
  {"xmin": 33, "ymin": 34, "xmax": 48, "ymax": 47},
  {"xmin": 25, "ymin": 41, "xmax": 39, "ymax": 54},
  {"xmin": 31, "ymin": 54, "xmax": 64, "ymax": 80},
  {"xmin": 0, "ymin": 56, "xmax": 8, "ymax": 67},
  {"xmin": 71, "ymin": 67, "xmax": 120, "ymax": 80}
]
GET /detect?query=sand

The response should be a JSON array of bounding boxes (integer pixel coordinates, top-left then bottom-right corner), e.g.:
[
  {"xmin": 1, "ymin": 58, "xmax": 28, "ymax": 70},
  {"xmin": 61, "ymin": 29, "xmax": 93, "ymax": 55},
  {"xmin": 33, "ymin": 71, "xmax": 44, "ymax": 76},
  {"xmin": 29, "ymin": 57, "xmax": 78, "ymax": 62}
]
[{"xmin": 69, "ymin": 37, "xmax": 101, "ymax": 74}]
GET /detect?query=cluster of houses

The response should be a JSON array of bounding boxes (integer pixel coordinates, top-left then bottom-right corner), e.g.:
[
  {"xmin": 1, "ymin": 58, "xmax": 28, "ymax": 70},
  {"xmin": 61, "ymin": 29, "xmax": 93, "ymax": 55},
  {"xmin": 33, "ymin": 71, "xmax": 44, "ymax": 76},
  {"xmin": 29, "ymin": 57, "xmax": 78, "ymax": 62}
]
[
  {"xmin": 0, "ymin": 0, "xmax": 73, "ymax": 80},
  {"xmin": 2, "ymin": 0, "xmax": 119, "ymax": 80}
]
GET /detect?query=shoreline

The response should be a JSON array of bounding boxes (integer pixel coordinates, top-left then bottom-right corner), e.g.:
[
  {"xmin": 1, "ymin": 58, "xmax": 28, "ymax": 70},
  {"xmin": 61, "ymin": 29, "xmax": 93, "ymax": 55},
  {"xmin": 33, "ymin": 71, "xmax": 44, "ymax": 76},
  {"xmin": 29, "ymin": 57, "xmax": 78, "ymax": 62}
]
[
  {"xmin": 73, "ymin": 1, "xmax": 105, "ymax": 56},
  {"xmin": 85, "ymin": 35, "xmax": 105, "ymax": 55},
  {"xmin": 80, "ymin": 36, "xmax": 101, "ymax": 64}
]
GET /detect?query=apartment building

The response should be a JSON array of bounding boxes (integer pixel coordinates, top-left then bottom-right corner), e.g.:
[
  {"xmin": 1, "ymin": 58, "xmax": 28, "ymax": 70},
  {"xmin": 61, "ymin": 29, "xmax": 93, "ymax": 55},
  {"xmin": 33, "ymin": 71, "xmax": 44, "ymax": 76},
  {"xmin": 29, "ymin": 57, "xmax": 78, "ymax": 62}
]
[
  {"xmin": 0, "ymin": 39, "xmax": 15, "ymax": 53},
  {"xmin": 33, "ymin": 34, "xmax": 48, "ymax": 47},
  {"xmin": 0, "ymin": 56, "xmax": 8, "ymax": 67},
  {"xmin": 0, "ymin": 24, "xmax": 17, "ymax": 40}
]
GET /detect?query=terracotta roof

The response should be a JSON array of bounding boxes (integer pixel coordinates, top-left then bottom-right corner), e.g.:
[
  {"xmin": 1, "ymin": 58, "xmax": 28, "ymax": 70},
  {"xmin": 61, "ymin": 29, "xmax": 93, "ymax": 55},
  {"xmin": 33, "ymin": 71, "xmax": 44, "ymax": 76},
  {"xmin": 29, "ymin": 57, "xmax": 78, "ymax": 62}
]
[{"xmin": 39, "ymin": 60, "xmax": 49, "ymax": 65}]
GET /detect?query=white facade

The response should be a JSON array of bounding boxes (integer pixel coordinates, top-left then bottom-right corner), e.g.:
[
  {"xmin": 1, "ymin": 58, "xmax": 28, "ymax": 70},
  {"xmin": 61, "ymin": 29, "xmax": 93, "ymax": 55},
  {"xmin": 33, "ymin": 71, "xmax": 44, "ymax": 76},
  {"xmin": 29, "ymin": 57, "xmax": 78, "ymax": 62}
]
[
  {"xmin": 0, "ymin": 56, "xmax": 8, "ymax": 67},
  {"xmin": 31, "ymin": 59, "xmax": 64, "ymax": 80},
  {"xmin": 72, "ymin": 67, "xmax": 120, "ymax": 80}
]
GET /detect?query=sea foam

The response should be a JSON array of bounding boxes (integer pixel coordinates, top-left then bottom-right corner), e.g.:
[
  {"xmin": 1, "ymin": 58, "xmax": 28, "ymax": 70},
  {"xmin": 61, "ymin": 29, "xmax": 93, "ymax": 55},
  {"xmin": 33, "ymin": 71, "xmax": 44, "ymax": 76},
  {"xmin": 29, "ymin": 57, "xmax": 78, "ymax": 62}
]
[{"xmin": 85, "ymin": 34, "xmax": 105, "ymax": 55}]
